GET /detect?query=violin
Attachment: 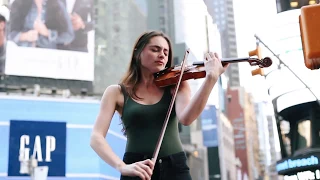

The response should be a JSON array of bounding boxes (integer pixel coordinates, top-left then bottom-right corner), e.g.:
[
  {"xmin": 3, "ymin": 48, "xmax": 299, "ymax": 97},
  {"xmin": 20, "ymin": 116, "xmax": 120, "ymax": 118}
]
[
  {"xmin": 153, "ymin": 54, "xmax": 272, "ymax": 87},
  {"xmin": 151, "ymin": 49, "xmax": 272, "ymax": 163}
]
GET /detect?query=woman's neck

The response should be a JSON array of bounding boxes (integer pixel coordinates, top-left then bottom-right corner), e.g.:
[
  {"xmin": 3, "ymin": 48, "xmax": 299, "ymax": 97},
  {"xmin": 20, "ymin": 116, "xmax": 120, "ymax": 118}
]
[{"xmin": 140, "ymin": 68, "xmax": 155, "ymax": 88}]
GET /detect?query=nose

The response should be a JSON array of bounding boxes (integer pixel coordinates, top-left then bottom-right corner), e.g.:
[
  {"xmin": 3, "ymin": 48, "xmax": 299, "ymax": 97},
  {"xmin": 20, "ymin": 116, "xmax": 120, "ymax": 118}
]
[{"xmin": 159, "ymin": 51, "xmax": 165, "ymax": 59}]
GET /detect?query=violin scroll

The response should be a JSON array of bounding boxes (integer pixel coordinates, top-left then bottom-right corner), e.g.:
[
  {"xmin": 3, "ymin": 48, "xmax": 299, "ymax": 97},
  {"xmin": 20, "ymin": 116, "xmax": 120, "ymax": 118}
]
[
  {"xmin": 261, "ymin": 57, "xmax": 272, "ymax": 67},
  {"xmin": 248, "ymin": 57, "xmax": 272, "ymax": 68}
]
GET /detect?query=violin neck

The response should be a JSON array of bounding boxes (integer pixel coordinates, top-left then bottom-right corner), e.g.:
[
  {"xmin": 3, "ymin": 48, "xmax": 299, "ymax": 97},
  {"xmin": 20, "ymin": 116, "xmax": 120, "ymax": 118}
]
[{"xmin": 192, "ymin": 57, "xmax": 252, "ymax": 65}]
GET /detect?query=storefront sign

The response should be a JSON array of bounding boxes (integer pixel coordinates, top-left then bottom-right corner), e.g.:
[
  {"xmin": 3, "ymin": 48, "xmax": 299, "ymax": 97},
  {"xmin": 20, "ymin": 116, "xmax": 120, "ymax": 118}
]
[
  {"xmin": 284, "ymin": 169, "xmax": 320, "ymax": 180},
  {"xmin": 8, "ymin": 120, "xmax": 66, "ymax": 176},
  {"xmin": 277, "ymin": 154, "xmax": 319, "ymax": 175}
]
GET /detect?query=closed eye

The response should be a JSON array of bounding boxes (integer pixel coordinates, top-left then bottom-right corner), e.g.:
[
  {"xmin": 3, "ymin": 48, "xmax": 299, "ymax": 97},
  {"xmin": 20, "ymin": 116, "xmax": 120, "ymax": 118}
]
[{"xmin": 149, "ymin": 45, "xmax": 169, "ymax": 56}]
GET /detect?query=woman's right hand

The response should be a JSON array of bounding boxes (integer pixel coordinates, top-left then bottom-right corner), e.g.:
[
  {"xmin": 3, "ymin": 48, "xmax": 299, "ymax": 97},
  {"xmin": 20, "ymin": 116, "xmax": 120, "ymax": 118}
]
[{"xmin": 119, "ymin": 159, "xmax": 155, "ymax": 180}]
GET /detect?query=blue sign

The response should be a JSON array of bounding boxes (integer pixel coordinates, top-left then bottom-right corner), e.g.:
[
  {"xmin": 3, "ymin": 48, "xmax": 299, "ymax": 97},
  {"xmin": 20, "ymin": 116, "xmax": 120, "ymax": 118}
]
[
  {"xmin": 8, "ymin": 120, "xmax": 66, "ymax": 176},
  {"xmin": 201, "ymin": 105, "xmax": 218, "ymax": 147},
  {"xmin": 276, "ymin": 154, "xmax": 320, "ymax": 174}
]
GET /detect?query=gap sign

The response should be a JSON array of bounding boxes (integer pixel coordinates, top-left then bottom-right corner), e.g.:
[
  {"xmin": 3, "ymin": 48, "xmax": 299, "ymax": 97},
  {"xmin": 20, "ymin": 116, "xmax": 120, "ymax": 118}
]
[{"xmin": 8, "ymin": 120, "xmax": 66, "ymax": 176}]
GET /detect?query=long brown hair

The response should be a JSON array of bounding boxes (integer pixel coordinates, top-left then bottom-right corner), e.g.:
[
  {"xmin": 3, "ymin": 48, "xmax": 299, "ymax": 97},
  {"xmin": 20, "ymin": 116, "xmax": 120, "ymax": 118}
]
[{"xmin": 120, "ymin": 31, "xmax": 173, "ymax": 100}]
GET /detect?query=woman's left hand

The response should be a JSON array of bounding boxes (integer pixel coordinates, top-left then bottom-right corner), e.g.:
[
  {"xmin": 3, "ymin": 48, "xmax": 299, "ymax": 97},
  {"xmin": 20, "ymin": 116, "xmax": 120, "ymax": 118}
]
[{"xmin": 204, "ymin": 52, "xmax": 229, "ymax": 80}]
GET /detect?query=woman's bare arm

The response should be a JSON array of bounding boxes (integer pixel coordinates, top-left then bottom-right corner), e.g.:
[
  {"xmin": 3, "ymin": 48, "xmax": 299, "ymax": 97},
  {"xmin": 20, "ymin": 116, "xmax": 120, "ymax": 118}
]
[
  {"xmin": 175, "ymin": 77, "xmax": 217, "ymax": 126},
  {"xmin": 90, "ymin": 85, "xmax": 126, "ymax": 171},
  {"xmin": 90, "ymin": 85, "xmax": 154, "ymax": 179},
  {"xmin": 175, "ymin": 52, "xmax": 227, "ymax": 126}
]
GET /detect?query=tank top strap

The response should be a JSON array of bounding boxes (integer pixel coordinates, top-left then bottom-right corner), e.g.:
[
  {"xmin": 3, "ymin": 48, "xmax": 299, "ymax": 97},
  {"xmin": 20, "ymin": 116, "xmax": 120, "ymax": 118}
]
[{"xmin": 119, "ymin": 83, "xmax": 129, "ymax": 103}]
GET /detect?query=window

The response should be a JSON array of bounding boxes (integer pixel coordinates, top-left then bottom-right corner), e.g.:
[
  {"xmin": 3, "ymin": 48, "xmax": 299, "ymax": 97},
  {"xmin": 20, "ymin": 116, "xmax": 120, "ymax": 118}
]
[
  {"xmin": 159, "ymin": 17, "xmax": 165, "ymax": 25},
  {"xmin": 159, "ymin": 5, "xmax": 165, "ymax": 14},
  {"xmin": 280, "ymin": 120, "xmax": 292, "ymax": 156},
  {"xmin": 295, "ymin": 119, "xmax": 311, "ymax": 150}
]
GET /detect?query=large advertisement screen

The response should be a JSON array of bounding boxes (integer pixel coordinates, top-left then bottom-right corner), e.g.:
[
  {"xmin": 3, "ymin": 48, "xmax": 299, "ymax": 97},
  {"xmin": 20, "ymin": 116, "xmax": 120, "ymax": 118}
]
[{"xmin": 4, "ymin": 0, "xmax": 94, "ymax": 81}]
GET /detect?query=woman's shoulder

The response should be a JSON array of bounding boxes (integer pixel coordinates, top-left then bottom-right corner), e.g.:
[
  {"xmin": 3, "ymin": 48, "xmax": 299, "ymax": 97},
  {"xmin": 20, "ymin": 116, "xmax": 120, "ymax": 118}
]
[
  {"xmin": 103, "ymin": 84, "xmax": 122, "ymax": 96},
  {"xmin": 100, "ymin": 84, "xmax": 124, "ymax": 108}
]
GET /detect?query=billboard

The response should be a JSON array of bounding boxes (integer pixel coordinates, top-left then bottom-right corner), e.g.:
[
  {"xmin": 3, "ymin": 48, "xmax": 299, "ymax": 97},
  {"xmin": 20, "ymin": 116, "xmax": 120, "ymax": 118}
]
[
  {"xmin": 8, "ymin": 120, "xmax": 67, "ymax": 177},
  {"xmin": 4, "ymin": 0, "xmax": 95, "ymax": 81},
  {"xmin": 0, "ymin": 5, "xmax": 7, "ymax": 75}
]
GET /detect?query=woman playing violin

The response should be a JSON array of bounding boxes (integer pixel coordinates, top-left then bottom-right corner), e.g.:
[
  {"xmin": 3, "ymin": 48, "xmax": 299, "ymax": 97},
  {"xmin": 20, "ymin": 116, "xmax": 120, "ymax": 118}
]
[{"xmin": 90, "ymin": 31, "xmax": 229, "ymax": 180}]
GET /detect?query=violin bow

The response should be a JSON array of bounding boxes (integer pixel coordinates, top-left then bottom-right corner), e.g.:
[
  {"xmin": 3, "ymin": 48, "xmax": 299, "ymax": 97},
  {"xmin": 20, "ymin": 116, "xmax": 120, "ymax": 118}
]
[{"xmin": 151, "ymin": 48, "xmax": 190, "ymax": 163}]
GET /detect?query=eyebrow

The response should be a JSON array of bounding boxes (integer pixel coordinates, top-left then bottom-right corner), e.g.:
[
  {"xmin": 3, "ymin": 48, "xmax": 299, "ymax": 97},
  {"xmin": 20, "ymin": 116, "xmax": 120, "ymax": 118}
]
[{"xmin": 149, "ymin": 45, "xmax": 169, "ymax": 52}]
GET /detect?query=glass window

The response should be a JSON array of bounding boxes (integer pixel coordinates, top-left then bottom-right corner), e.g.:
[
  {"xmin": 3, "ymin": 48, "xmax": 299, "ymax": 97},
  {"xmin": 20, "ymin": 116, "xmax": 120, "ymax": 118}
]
[
  {"xmin": 295, "ymin": 119, "xmax": 311, "ymax": 150},
  {"xmin": 159, "ymin": 5, "xmax": 165, "ymax": 14},
  {"xmin": 159, "ymin": 17, "xmax": 165, "ymax": 25},
  {"xmin": 280, "ymin": 120, "xmax": 291, "ymax": 156}
]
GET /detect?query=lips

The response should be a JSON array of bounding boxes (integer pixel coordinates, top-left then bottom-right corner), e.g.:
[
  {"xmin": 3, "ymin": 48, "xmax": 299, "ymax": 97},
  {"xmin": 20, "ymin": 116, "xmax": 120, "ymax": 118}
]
[{"xmin": 155, "ymin": 61, "xmax": 164, "ymax": 65}]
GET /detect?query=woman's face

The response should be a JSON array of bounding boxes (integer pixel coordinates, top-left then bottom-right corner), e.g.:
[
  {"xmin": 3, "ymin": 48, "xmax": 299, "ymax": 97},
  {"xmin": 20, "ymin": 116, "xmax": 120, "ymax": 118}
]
[{"xmin": 139, "ymin": 36, "xmax": 169, "ymax": 73}]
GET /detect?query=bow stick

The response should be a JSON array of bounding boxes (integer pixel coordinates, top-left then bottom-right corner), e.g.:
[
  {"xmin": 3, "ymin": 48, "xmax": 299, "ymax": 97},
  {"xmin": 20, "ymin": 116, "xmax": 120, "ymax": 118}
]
[{"xmin": 151, "ymin": 48, "xmax": 190, "ymax": 163}]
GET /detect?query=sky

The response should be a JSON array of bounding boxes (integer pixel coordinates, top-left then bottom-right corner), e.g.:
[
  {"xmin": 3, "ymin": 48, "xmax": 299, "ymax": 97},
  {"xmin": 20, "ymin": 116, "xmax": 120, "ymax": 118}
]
[
  {"xmin": 233, "ymin": 0, "xmax": 278, "ymax": 113},
  {"xmin": 232, "ymin": 0, "xmax": 283, "ymax": 152}
]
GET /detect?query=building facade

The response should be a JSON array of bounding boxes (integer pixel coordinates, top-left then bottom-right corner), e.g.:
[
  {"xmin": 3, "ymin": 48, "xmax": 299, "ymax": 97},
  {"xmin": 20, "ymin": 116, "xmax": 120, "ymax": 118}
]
[
  {"xmin": 267, "ymin": 115, "xmax": 280, "ymax": 179},
  {"xmin": 203, "ymin": 0, "xmax": 239, "ymax": 88},
  {"xmin": 226, "ymin": 87, "xmax": 262, "ymax": 180},
  {"xmin": 254, "ymin": 101, "xmax": 272, "ymax": 179},
  {"xmin": 218, "ymin": 113, "xmax": 237, "ymax": 180},
  {"xmin": 94, "ymin": 0, "xmax": 147, "ymax": 94}
]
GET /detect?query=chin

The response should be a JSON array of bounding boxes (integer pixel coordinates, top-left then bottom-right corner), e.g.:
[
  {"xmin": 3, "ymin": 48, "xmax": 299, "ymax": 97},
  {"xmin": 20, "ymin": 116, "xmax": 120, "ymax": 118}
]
[
  {"xmin": 148, "ymin": 65, "xmax": 162, "ymax": 73},
  {"xmin": 155, "ymin": 66, "xmax": 166, "ymax": 73}
]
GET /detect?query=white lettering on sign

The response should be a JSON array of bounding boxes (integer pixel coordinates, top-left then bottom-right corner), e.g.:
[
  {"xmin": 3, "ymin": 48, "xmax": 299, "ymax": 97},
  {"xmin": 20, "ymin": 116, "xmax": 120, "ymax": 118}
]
[
  {"xmin": 19, "ymin": 135, "xmax": 56, "ymax": 162},
  {"xmin": 33, "ymin": 135, "xmax": 43, "ymax": 161},
  {"xmin": 19, "ymin": 135, "xmax": 30, "ymax": 162},
  {"xmin": 283, "ymin": 169, "xmax": 320, "ymax": 180},
  {"xmin": 45, "ymin": 136, "xmax": 56, "ymax": 162}
]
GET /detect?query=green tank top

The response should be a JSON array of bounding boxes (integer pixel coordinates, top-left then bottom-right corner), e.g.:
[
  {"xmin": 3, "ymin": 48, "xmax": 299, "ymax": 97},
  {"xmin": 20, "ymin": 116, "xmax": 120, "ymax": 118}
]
[{"xmin": 119, "ymin": 84, "xmax": 183, "ymax": 157}]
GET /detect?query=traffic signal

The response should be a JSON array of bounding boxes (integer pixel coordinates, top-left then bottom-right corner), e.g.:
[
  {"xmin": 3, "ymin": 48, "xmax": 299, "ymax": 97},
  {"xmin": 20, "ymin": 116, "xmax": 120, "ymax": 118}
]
[
  {"xmin": 299, "ymin": 3, "xmax": 320, "ymax": 70},
  {"xmin": 249, "ymin": 45, "xmax": 262, "ymax": 59},
  {"xmin": 249, "ymin": 46, "xmax": 264, "ymax": 76},
  {"xmin": 251, "ymin": 68, "xmax": 264, "ymax": 76}
]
